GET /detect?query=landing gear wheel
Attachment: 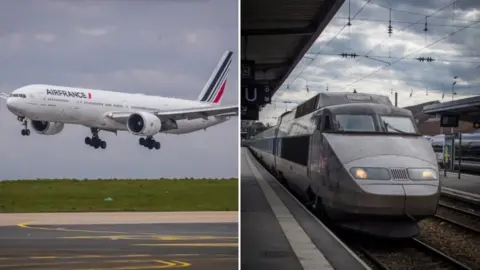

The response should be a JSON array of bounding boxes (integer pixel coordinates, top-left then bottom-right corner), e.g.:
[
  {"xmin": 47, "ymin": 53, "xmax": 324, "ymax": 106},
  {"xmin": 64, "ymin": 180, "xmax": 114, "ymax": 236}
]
[
  {"xmin": 20, "ymin": 118, "xmax": 30, "ymax": 136},
  {"xmin": 139, "ymin": 137, "xmax": 160, "ymax": 150},
  {"xmin": 87, "ymin": 128, "xmax": 107, "ymax": 149},
  {"xmin": 148, "ymin": 141, "xmax": 154, "ymax": 149}
]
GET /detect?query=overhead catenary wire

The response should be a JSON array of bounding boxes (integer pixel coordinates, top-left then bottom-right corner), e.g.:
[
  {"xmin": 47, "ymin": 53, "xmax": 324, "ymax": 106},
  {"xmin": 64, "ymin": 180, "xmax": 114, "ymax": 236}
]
[
  {"xmin": 287, "ymin": 0, "xmax": 374, "ymax": 87},
  {"xmin": 339, "ymin": 17, "xmax": 480, "ymax": 90},
  {"xmin": 329, "ymin": 0, "xmax": 460, "ymax": 84},
  {"xmin": 332, "ymin": 17, "xmax": 480, "ymax": 29},
  {"xmin": 369, "ymin": 0, "xmax": 477, "ymax": 23},
  {"xmin": 311, "ymin": 53, "xmax": 480, "ymax": 64}
]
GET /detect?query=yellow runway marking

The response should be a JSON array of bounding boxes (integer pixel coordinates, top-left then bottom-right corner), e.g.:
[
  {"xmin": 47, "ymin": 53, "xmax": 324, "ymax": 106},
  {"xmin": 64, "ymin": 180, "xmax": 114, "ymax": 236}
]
[
  {"xmin": 73, "ymin": 259, "xmax": 191, "ymax": 270},
  {"xmin": 58, "ymin": 235, "xmax": 236, "ymax": 241},
  {"xmin": 107, "ymin": 259, "xmax": 152, "ymax": 263},
  {"xmin": 0, "ymin": 260, "xmax": 92, "ymax": 268},
  {"xmin": 133, "ymin": 243, "xmax": 238, "ymax": 247},
  {"xmin": 28, "ymin": 254, "xmax": 152, "ymax": 260},
  {"xmin": 0, "ymin": 258, "xmax": 191, "ymax": 269},
  {"xmin": 78, "ymin": 255, "xmax": 103, "ymax": 258},
  {"xmin": 124, "ymin": 254, "xmax": 152, "ymax": 258},
  {"xmin": 17, "ymin": 222, "xmax": 154, "ymax": 235},
  {"xmin": 17, "ymin": 222, "xmax": 236, "ymax": 241},
  {"xmin": 0, "ymin": 254, "xmax": 206, "ymax": 261}
]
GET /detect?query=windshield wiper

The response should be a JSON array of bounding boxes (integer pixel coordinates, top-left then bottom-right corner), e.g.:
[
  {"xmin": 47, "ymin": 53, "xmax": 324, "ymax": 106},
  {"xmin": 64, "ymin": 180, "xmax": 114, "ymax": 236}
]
[{"xmin": 383, "ymin": 121, "xmax": 407, "ymax": 134}]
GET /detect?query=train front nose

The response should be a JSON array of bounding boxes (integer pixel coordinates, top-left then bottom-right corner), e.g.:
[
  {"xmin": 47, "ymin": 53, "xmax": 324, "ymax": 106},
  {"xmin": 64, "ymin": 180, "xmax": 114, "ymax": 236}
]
[{"xmin": 344, "ymin": 155, "xmax": 440, "ymax": 218}]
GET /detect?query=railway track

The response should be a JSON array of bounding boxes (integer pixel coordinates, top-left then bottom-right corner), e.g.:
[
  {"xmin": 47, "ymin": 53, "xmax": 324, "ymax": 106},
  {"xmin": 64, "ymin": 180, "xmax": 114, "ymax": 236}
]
[
  {"xmin": 435, "ymin": 198, "xmax": 480, "ymax": 234},
  {"xmin": 355, "ymin": 237, "xmax": 472, "ymax": 270}
]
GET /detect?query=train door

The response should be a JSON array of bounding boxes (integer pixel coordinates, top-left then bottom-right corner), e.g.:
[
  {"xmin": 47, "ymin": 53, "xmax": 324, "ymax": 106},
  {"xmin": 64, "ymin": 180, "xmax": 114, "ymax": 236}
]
[
  {"xmin": 309, "ymin": 113, "xmax": 323, "ymax": 194},
  {"xmin": 274, "ymin": 128, "xmax": 282, "ymax": 170}
]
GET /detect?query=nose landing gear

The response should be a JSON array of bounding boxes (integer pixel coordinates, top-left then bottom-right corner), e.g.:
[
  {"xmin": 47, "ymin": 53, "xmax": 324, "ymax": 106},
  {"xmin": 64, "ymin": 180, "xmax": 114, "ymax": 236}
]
[
  {"xmin": 139, "ymin": 137, "xmax": 161, "ymax": 150},
  {"xmin": 19, "ymin": 117, "xmax": 30, "ymax": 136}
]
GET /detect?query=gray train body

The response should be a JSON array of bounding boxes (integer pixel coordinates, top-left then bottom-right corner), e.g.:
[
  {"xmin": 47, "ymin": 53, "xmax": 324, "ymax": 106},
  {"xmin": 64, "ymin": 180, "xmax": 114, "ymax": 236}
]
[{"xmin": 247, "ymin": 92, "xmax": 440, "ymax": 238}]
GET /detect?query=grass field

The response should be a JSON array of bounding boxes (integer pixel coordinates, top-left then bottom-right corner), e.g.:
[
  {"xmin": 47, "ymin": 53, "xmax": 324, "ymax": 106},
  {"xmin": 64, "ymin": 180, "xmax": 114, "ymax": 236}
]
[{"xmin": 0, "ymin": 178, "xmax": 238, "ymax": 213}]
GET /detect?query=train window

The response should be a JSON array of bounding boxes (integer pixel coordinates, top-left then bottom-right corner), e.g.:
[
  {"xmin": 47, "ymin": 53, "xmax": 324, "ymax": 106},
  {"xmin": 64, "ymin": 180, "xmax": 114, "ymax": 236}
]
[
  {"xmin": 324, "ymin": 115, "xmax": 331, "ymax": 131},
  {"xmin": 334, "ymin": 114, "xmax": 375, "ymax": 132},
  {"xmin": 380, "ymin": 116, "xmax": 417, "ymax": 134}
]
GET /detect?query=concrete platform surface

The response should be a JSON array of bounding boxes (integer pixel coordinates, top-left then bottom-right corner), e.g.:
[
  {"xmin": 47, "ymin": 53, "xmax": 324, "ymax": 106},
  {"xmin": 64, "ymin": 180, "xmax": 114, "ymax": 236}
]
[
  {"xmin": 441, "ymin": 171, "xmax": 480, "ymax": 191},
  {"xmin": 241, "ymin": 148, "xmax": 369, "ymax": 270},
  {"xmin": 0, "ymin": 211, "xmax": 238, "ymax": 226},
  {"xmin": 440, "ymin": 171, "xmax": 480, "ymax": 203},
  {"xmin": 0, "ymin": 222, "xmax": 237, "ymax": 270}
]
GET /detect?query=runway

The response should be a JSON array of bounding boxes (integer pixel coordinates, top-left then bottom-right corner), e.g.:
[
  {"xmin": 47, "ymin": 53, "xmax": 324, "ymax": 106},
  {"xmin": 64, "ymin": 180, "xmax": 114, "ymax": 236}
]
[{"xmin": 0, "ymin": 212, "xmax": 238, "ymax": 270}]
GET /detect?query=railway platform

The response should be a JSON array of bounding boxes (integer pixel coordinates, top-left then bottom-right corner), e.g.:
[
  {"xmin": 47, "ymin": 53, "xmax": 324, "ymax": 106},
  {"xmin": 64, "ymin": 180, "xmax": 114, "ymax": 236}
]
[
  {"xmin": 440, "ymin": 171, "xmax": 480, "ymax": 204},
  {"xmin": 241, "ymin": 148, "xmax": 369, "ymax": 270}
]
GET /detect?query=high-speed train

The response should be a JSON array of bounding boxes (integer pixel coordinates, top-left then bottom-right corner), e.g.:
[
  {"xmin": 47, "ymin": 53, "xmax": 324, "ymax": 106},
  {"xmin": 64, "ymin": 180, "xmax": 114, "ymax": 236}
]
[{"xmin": 246, "ymin": 92, "xmax": 440, "ymax": 238}]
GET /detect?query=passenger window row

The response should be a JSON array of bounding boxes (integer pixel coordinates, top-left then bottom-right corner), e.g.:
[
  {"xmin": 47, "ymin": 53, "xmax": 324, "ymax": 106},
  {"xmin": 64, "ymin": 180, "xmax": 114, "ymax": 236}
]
[
  {"xmin": 10, "ymin": 93, "xmax": 26, "ymax": 98},
  {"xmin": 47, "ymin": 98, "xmax": 68, "ymax": 102}
]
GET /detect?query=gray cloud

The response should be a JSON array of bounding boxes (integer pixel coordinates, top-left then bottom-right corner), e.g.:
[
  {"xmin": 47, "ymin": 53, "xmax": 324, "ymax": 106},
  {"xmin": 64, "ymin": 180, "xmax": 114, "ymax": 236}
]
[
  {"xmin": 262, "ymin": 0, "xmax": 480, "ymax": 124},
  {"xmin": 0, "ymin": 0, "xmax": 238, "ymax": 179}
]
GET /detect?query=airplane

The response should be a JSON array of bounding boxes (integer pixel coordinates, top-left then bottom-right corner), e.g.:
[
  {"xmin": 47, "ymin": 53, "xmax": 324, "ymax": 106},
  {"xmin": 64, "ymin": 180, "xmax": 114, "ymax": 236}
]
[{"xmin": 0, "ymin": 50, "xmax": 238, "ymax": 150}]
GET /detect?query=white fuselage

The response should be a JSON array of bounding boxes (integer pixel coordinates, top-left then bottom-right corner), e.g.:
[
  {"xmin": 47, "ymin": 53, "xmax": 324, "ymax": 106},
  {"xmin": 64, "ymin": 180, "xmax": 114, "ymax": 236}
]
[{"xmin": 6, "ymin": 84, "xmax": 230, "ymax": 135}]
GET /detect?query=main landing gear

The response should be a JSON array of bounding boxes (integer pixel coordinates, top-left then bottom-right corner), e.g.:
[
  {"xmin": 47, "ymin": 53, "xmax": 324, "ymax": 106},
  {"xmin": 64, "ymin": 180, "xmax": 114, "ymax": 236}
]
[
  {"xmin": 85, "ymin": 128, "xmax": 107, "ymax": 149},
  {"xmin": 139, "ymin": 136, "xmax": 161, "ymax": 150},
  {"xmin": 19, "ymin": 117, "xmax": 30, "ymax": 136}
]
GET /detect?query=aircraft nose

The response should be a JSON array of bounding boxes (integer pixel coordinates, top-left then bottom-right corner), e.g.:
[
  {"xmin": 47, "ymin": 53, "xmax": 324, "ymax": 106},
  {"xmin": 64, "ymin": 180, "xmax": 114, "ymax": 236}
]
[{"xmin": 6, "ymin": 97, "xmax": 18, "ymax": 112}]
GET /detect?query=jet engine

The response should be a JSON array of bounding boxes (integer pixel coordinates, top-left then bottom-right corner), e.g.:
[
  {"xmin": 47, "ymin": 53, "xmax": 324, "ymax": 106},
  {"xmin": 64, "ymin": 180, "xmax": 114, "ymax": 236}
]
[
  {"xmin": 31, "ymin": 120, "xmax": 64, "ymax": 135},
  {"xmin": 126, "ymin": 112, "xmax": 162, "ymax": 136}
]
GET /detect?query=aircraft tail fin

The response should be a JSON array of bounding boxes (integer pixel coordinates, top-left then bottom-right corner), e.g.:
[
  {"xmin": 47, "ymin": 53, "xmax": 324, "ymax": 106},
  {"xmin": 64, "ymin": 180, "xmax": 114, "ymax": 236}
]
[{"xmin": 197, "ymin": 50, "xmax": 233, "ymax": 104}]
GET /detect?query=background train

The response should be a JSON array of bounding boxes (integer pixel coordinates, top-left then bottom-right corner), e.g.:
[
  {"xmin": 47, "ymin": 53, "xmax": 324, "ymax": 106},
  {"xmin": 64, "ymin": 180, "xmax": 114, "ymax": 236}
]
[
  {"xmin": 245, "ymin": 92, "xmax": 440, "ymax": 238},
  {"xmin": 430, "ymin": 132, "xmax": 480, "ymax": 173}
]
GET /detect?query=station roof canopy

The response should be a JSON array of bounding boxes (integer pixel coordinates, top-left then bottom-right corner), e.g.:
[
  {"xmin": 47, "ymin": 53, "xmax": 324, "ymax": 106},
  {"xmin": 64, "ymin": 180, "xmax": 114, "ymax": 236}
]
[
  {"xmin": 423, "ymin": 96, "xmax": 480, "ymax": 121},
  {"xmin": 241, "ymin": 0, "xmax": 345, "ymax": 98}
]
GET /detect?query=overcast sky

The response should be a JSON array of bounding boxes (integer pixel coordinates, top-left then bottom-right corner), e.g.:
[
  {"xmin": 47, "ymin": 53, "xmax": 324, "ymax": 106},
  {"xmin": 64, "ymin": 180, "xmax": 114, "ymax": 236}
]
[
  {"xmin": 261, "ymin": 0, "xmax": 480, "ymax": 124},
  {"xmin": 0, "ymin": 0, "xmax": 238, "ymax": 180}
]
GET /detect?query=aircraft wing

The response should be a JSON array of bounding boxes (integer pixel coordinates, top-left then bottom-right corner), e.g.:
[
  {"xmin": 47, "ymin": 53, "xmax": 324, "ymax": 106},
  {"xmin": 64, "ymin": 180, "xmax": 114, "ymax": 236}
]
[
  {"xmin": 105, "ymin": 104, "xmax": 238, "ymax": 124},
  {"xmin": 0, "ymin": 92, "xmax": 9, "ymax": 100}
]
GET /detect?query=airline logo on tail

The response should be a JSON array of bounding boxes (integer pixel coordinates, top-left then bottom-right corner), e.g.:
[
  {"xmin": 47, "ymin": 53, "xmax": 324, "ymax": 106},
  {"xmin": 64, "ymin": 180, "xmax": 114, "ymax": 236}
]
[{"xmin": 197, "ymin": 50, "xmax": 233, "ymax": 104}]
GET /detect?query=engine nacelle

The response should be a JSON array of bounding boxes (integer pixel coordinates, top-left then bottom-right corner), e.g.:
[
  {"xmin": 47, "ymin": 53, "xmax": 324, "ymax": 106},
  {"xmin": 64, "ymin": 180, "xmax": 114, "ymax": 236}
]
[
  {"xmin": 31, "ymin": 120, "xmax": 64, "ymax": 135},
  {"xmin": 126, "ymin": 112, "xmax": 162, "ymax": 136}
]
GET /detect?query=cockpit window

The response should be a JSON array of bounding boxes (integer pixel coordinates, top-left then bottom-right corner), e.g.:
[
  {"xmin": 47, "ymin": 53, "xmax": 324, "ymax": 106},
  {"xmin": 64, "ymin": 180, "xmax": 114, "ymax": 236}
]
[
  {"xmin": 9, "ymin": 93, "xmax": 26, "ymax": 98},
  {"xmin": 334, "ymin": 114, "xmax": 376, "ymax": 132},
  {"xmin": 380, "ymin": 116, "xmax": 417, "ymax": 134}
]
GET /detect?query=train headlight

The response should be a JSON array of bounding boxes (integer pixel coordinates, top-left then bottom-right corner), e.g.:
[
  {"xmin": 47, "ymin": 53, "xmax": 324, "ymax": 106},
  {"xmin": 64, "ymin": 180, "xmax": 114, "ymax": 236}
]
[
  {"xmin": 349, "ymin": 167, "xmax": 391, "ymax": 180},
  {"xmin": 407, "ymin": 168, "xmax": 438, "ymax": 180}
]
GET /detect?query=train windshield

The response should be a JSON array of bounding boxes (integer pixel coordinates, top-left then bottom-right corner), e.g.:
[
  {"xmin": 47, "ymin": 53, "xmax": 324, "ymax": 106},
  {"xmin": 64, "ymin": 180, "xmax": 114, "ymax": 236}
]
[
  {"xmin": 380, "ymin": 116, "xmax": 417, "ymax": 134},
  {"xmin": 334, "ymin": 114, "xmax": 376, "ymax": 132}
]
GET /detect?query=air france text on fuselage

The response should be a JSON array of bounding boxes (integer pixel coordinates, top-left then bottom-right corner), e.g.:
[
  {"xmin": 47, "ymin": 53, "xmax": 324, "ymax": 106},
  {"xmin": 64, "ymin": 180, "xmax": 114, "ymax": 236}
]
[{"xmin": 46, "ymin": 89, "xmax": 89, "ymax": 99}]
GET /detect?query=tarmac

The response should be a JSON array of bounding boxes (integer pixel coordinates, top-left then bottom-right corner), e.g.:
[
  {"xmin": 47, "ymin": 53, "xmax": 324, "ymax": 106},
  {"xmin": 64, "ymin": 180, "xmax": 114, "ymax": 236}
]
[{"xmin": 0, "ymin": 212, "xmax": 238, "ymax": 270}]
